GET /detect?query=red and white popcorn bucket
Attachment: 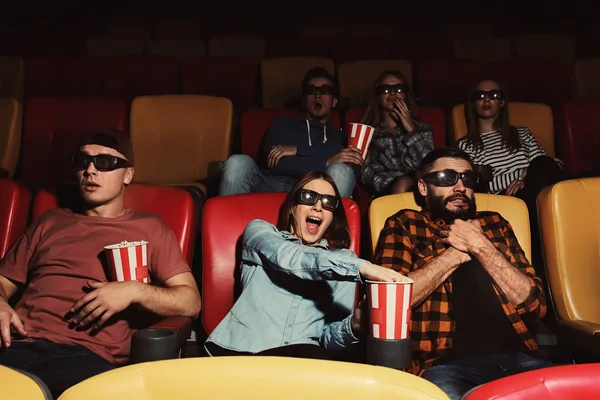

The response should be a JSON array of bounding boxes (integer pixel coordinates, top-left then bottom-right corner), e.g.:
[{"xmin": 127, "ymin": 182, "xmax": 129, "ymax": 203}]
[
  {"xmin": 348, "ymin": 123, "xmax": 376, "ymax": 159},
  {"xmin": 366, "ymin": 277, "xmax": 414, "ymax": 340},
  {"xmin": 104, "ymin": 241, "xmax": 149, "ymax": 283}
]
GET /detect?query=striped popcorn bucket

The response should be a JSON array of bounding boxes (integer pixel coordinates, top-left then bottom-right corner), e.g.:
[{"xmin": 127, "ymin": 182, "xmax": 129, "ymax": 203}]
[
  {"xmin": 104, "ymin": 241, "xmax": 149, "ymax": 283},
  {"xmin": 366, "ymin": 277, "xmax": 414, "ymax": 340},
  {"xmin": 348, "ymin": 123, "xmax": 376, "ymax": 159}
]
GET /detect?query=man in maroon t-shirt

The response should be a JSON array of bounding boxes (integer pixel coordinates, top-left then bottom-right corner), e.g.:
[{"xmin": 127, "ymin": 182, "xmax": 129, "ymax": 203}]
[{"xmin": 0, "ymin": 128, "xmax": 201, "ymax": 397}]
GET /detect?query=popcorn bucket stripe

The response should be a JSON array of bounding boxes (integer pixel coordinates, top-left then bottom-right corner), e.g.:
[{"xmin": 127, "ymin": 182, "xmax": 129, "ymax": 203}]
[
  {"xmin": 368, "ymin": 282, "xmax": 413, "ymax": 340},
  {"xmin": 110, "ymin": 249, "xmax": 125, "ymax": 282}
]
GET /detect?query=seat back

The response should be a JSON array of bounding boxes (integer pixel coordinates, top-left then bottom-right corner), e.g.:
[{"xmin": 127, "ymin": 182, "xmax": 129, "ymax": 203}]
[
  {"xmin": 201, "ymin": 193, "xmax": 361, "ymax": 335},
  {"xmin": 58, "ymin": 357, "xmax": 450, "ymax": 400},
  {"xmin": 344, "ymin": 107, "xmax": 446, "ymax": 149},
  {"xmin": 31, "ymin": 184, "xmax": 197, "ymax": 265},
  {"xmin": 562, "ymin": 99, "xmax": 600, "ymax": 175},
  {"xmin": 0, "ymin": 97, "xmax": 21, "ymax": 178},
  {"xmin": 453, "ymin": 37, "xmax": 512, "ymax": 61},
  {"xmin": 0, "ymin": 56, "xmax": 25, "ymax": 102},
  {"xmin": 538, "ymin": 178, "xmax": 600, "ymax": 330},
  {"xmin": 129, "ymin": 95, "xmax": 233, "ymax": 183},
  {"xmin": 21, "ymin": 97, "xmax": 128, "ymax": 186},
  {"xmin": 260, "ymin": 57, "xmax": 335, "ymax": 108},
  {"xmin": 147, "ymin": 39, "xmax": 206, "ymax": 60},
  {"xmin": 0, "ymin": 179, "xmax": 31, "ymax": 259},
  {"xmin": 369, "ymin": 193, "xmax": 531, "ymax": 260},
  {"xmin": 100, "ymin": 55, "xmax": 179, "ymax": 102},
  {"xmin": 1, "ymin": 365, "xmax": 51, "ymax": 400},
  {"xmin": 574, "ymin": 58, "xmax": 600, "ymax": 99},
  {"xmin": 337, "ymin": 60, "xmax": 412, "ymax": 108},
  {"xmin": 86, "ymin": 36, "xmax": 145, "ymax": 57},
  {"xmin": 515, "ymin": 33, "xmax": 576, "ymax": 63},
  {"xmin": 452, "ymin": 102, "xmax": 555, "ymax": 156},
  {"xmin": 463, "ymin": 364, "xmax": 600, "ymax": 400},
  {"xmin": 208, "ymin": 36, "xmax": 266, "ymax": 59},
  {"xmin": 182, "ymin": 59, "xmax": 258, "ymax": 111},
  {"xmin": 417, "ymin": 60, "xmax": 492, "ymax": 109},
  {"xmin": 25, "ymin": 56, "xmax": 101, "ymax": 97}
]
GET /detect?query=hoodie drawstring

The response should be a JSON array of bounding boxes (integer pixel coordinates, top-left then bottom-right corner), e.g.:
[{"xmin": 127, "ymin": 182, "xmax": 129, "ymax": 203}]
[{"xmin": 305, "ymin": 119, "xmax": 328, "ymax": 147}]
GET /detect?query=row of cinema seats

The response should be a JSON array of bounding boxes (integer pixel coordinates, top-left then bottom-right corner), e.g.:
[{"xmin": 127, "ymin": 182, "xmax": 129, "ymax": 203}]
[
  {"xmin": 0, "ymin": 95, "xmax": 598, "ymax": 201},
  {"xmin": 2, "ymin": 55, "xmax": 600, "ymax": 110},
  {"xmin": 2, "ymin": 176, "xmax": 600, "ymax": 399}
]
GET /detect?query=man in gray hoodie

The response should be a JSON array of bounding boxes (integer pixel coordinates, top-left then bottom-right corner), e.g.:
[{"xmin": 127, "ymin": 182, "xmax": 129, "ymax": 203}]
[{"xmin": 218, "ymin": 67, "xmax": 363, "ymax": 198}]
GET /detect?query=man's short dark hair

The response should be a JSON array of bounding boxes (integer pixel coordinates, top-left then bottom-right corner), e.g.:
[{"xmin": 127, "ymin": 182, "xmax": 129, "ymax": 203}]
[
  {"xmin": 301, "ymin": 67, "xmax": 339, "ymax": 98},
  {"xmin": 418, "ymin": 148, "xmax": 474, "ymax": 179}
]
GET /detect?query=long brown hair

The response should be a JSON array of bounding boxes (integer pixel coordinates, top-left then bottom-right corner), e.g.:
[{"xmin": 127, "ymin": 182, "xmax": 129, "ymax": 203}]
[
  {"xmin": 362, "ymin": 70, "xmax": 420, "ymax": 127},
  {"xmin": 277, "ymin": 171, "xmax": 350, "ymax": 249},
  {"xmin": 464, "ymin": 78, "xmax": 520, "ymax": 153}
]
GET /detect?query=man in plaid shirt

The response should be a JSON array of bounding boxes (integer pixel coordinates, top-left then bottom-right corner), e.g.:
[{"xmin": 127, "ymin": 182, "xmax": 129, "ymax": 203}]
[{"xmin": 374, "ymin": 148, "xmax": 550, "ymax": 400}]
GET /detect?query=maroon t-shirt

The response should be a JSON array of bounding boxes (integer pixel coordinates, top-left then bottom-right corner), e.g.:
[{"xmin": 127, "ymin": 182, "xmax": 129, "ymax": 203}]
[{"xmin": 0, "ymin": 208, "xmax": 191, "ymax": 364}]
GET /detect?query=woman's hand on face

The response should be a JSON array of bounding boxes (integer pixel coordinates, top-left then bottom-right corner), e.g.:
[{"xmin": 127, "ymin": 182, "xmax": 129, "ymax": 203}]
[
  {"xmin": 359, "ymin": 262, "xmax": 408, "ymax": 282},
  {"xmin": 393, "ymin": 99, "xmax": 416, "ymax": 132}
]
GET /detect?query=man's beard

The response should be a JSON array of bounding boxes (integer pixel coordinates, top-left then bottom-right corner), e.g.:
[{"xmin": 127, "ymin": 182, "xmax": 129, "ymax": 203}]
[{"xmin": 427, "ymin": 192, "xmax": 477, "ymax": 224}]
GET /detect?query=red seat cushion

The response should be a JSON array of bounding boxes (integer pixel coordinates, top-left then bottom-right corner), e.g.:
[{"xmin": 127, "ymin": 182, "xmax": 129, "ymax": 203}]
[
  {"xmin": 20, "ymin": 97, "xmax": 127, "ymax": 186},
  {"xmin": 31, "ymin": 184, "xmax": 197, "ymax": 265},
  {"xmin": 0, "ymin": 179, "xmax": 31, "ymax": 258},
  {"xmin": 201, "ymin": 193, "xmax": 361, "ymax": 335},
  {"xmin": 463, "ymin": 364, "xmax": 600, "ymax": 399}
]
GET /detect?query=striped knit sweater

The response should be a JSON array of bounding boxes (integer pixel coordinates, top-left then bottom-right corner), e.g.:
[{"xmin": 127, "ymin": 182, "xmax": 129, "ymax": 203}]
[{"xmin": 457, "ymin": 126, "xmax": 546, "ymax": 194}]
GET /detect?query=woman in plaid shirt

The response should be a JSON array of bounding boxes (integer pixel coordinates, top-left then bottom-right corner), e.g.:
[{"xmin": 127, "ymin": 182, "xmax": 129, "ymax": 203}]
[{"xmin": 360, "ymin": 70, "xmax": 434, "ymax": 197}]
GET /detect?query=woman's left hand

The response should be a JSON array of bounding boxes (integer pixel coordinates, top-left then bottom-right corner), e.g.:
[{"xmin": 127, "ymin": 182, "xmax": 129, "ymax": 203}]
[
  {"xmin": 505, "ymin": 178, "xmax": 525, "ymax": 196},
  {"xmin": 554, "ymin": 158, "xmax": 565, "ymax": 170}
]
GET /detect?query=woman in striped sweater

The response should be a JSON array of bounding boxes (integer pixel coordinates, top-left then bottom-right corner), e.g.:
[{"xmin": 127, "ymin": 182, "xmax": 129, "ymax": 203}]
[{"xmin": 456, "ymin": 78, "xmax": 564, "ymax": 268}]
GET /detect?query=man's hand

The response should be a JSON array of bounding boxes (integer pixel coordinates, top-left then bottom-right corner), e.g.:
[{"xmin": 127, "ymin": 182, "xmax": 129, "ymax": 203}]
[
  {"xmin": 440, "ymin": 219, "xmax": 488, "ymax": 255},
  {"xmin": 0, "ymin": 300, "xmax": 27, "ymax": 347},
  {"xmin": 267, "ymin": 145, "xmax": 297, "ymax": 168},
  {"xmin": 326, "ymin": 147, "xmax": 364, "ymax": 167},
  {"xmin": 350, "ymin": 295, "xmax": 368, "ymax": 336},
  {"xmin": 69, "ymin": 281, "xmax": 142, "ymax": 331},
  {"xmin": 359, "ymin": 262, "xmax": 408, "ymax": 282}
]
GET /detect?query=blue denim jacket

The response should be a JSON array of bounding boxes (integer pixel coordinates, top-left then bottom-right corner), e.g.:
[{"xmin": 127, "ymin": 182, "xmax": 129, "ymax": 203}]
[{"xmin": 205, "ymin": 219, "xmax": 366, "ymax": 355}]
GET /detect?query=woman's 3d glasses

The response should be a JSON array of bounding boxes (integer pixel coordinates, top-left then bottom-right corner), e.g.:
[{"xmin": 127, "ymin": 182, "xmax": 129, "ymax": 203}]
[
  {"xmin": 422, "ymin": 169, "xmax": 478, "ymax": 189},
  {"xmin": 296, "ymin": 189, "xmax": 339, "ymax": 212},
  {"xmin": 471, "ymin": 89, "xmax": 504, "ymax": 102},
  {"xmin": 376, "ymin": 84, "xmax": 407, "ymax": 94},
  {"xmin": 70, "ymin": 153, "xmax": 131, "ymax": 172}
]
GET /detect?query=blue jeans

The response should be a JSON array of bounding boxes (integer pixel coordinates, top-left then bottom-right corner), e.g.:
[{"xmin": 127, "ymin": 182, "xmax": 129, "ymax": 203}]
[
  {"xmin": 421, "ymin": 352, "xmax": 552, "ymax": 400},
  {"xmin": 218, "ymin": 154, "xmax": 356, "ymax": 198},
  {"xmin": 0, "ymin": 340, "xmax": 116, "ymax": 398}
]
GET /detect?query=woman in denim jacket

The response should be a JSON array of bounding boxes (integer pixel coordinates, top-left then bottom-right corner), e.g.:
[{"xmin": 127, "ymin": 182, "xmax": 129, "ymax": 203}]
[{"xmin": 205, "ymin": 170, "xmax": 404, "ymax": 358}]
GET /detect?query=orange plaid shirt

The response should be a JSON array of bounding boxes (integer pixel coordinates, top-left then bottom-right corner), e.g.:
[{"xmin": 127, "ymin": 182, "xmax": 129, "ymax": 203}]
[{"xmin": 374, "ymin": 209, "xmax": 546, "ymax": 376}]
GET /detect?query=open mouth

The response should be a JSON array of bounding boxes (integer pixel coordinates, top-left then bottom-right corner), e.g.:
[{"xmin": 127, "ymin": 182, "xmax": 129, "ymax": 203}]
[
  {"xmin": 447, "ymin": 196, "xmax": 468, "ymax": 209},
  {"xmin": 313, "ymin": 101, "xmax": 323, "ymax": 110},
  {"xmin": 306, "ymin": 216, "xmax": 322, "ymax": 234}
]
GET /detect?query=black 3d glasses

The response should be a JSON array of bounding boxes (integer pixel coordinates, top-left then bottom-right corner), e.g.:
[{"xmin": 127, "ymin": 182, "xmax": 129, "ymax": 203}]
[
  {"xmin": 422, "ymin": 169, "xmax": 478, "ymax": 189},
  {"xmin": 303, "ymin": 84, "xmax": 334, "ymax": 96},
  {"xmin": 376, "ymin": 84, "xmax": 407, "ymax": 94},
  {"xmin": 70, "ymin": 153, "xmax": 131, "ymax": 172},
  {"xmin": 471, "ymin": 89, "xmax": 504, "ymax": 102},
  {"xmin": 296, "ymin": 189, "xmax": 339, "ymax": 212}
]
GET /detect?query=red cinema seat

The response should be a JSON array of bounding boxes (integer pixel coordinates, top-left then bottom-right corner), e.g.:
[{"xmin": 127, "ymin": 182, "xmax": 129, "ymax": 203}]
[
  {"xmin": 562, "ymin": 99, "xmax": 600, "ymax": 176},
  {"xmin": 240, "ymin": 109, "xmax": 341, "ymax": 161},
  {"xmin": 417, "ymin": 60, "xmax": 493, "ymax": 109},
  {"xmin": 463, "ymin": 364, "xmax": 600, "ymax": 400},
  {"xmin": 101, "ymin": 55, "xmax": 179, "ymax": 103},
  {"xmin": 344, "ymin": 107, "xmax": 446, "ymax": 148},
  {"xmin": 201, "ymin": 193, "xmax": 361, "ymax": 335},
  {"xmin": 0, "ymin": 179, "xmax": 31, "ymax": 259},
  {"xmin": 182, "ymin": 59, "xmax": 259, "ymax": 111},
  {"xmin": 31, "ymin": 183, "xmax": 198, "ymax": 346},
  {"xmin": 25, "ymin": 56, "xmax": 101, "ymax": 98},
  {"xmin": 20, "ymin": 97, "xmax": 127, "ymax": 186},
  {"xmin": 494, "ymin": 59, "xmax": 571, "ymax": 109}
]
